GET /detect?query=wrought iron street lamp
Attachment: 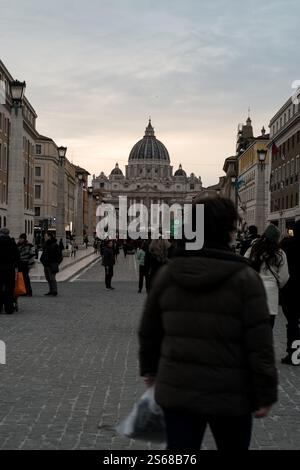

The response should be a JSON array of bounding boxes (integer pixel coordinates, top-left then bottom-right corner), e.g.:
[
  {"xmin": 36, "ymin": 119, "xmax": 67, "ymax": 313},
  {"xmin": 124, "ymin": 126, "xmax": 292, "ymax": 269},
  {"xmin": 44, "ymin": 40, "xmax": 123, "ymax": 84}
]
[
  {"xmin": 257, "ymin": 149, "xmax": 267, "ymax": 167},
  {"xmin": 58, "ymin": 146, "xmax": 67, "ymax": 166},
  {"xmin": 10, "ymin": 80, "xmax": 26, "ymax": 112}
]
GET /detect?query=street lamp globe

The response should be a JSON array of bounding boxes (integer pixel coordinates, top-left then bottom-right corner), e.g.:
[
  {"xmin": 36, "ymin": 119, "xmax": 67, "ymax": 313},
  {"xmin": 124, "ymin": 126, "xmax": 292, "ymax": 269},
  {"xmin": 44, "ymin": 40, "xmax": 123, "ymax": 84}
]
[
  {"xmin": 257, "ymin": 149, "xmax": 267, "ymax": 163},
  {"xmin": 10, "ymin": 80, "xmax": 26, "ymax": 103},
  {"xmin": 58, "ymin": 146, "xmax": 67, "ymax": 166}
]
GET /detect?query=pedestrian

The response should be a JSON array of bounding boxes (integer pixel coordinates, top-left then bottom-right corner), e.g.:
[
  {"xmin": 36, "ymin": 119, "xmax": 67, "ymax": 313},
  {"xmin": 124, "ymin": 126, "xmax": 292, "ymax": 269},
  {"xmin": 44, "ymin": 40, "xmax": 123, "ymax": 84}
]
[
  {"xmin": 123, "ymin": 240, "xmax": 128, "ymax": 258},
  {"xmin": 280, "ymin": 220, "xmax": 300, "ymax": 365},
  {"xmin": 17, "ymin": 233, "xmax": 35, "ymax": 297},
  {"xmin": 102, "ymin": 240, "xmax": 115, "ymax": 290},
  {"xmin": 138, "ymin": 195, "xmax": 277, "ymax": 451},
  {"xmin": 148, "ymin": 238, "xmax": 170, "ymax": 287},
  {"xmin": 71, "ymin": 239, "xmax": 77, "ymax": 258},
  {"xmin": 59, "ymin": 238, "xmax": 65, "ymax": 253},
  {"xmin": 0, "ymin": 228, "xmax": 20, "ymax": 314},
  {"xmin": 244, "ymin": 224, "xmax": 289, "ymax": 328},
  {"xmin": 84, "ymin": 236, "xmax": 89, "ymax": 249},
  {"xmin": 40, "ymin": 231, "xmax": 63, "ymax": 296},
  {"xmin": 114, "ymin": 241, "xmax": 120, "ymax": 262},
  {"xmin": 137, "ymin": 241, "xmax": 149, "ymax": 293},
  {"xmin": 239, "ymin": 225, "xmax": 260, "ymax": 256}
]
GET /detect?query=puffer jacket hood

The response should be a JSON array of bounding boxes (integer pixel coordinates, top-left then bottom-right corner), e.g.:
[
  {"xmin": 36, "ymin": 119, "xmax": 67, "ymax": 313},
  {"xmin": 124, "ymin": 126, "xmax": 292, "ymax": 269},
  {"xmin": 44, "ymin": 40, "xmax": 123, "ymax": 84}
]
[{"xmin": 169, "ymin": 249, "xmax": 248, "ymax": 291}]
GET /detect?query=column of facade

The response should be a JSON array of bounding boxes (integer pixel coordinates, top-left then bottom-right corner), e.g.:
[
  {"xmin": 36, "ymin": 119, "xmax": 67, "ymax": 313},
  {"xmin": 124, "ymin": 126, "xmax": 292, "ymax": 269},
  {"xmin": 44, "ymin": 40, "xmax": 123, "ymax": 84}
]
[
  {"xmin": 56, "ymin": 160, "xmax": 66, "ymax": 246},
  {"xmin": 75, "ymin": 179, "xmax": 83, "ymax": 245},
  {"xmin": 7, "ymin": 105, "xmax": 25, "ymax": 239}
]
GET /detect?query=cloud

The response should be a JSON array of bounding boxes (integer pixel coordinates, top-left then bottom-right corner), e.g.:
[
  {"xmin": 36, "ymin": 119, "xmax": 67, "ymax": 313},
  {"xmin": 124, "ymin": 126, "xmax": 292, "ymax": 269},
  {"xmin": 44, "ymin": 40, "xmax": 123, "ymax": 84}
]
[{"xmin": 1, "ymin": 0, "xmax": 300, "ymax": 185}]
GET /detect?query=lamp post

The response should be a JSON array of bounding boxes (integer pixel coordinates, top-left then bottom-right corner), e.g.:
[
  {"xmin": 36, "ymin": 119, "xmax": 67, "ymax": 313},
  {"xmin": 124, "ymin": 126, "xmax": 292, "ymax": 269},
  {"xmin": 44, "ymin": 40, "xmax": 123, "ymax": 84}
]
[
  {"xmin": 7, "ymin": 80, "xmax": 27, "ymax": 239},
  {"xmin": 257, "ymin": 148, "xmax": 268, "ymax": 234},
  {"xmin": 87, "ymin": 187, "xmax": 94, "ymax": 242},
  {"xmin": 56, "ymin": 146, "xmax": 67, "ymax": 247},
  {"xmin": 75, "ymin": 172, "xmax": 84, "ymax": 245}
]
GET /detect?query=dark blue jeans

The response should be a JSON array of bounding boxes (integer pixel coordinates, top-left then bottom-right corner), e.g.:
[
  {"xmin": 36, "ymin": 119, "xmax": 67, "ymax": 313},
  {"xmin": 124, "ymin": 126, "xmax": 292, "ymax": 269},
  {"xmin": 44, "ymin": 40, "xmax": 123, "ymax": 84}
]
[{"xmin": 163, "ymin": 408, "xmax": 252, "ymax": 450}]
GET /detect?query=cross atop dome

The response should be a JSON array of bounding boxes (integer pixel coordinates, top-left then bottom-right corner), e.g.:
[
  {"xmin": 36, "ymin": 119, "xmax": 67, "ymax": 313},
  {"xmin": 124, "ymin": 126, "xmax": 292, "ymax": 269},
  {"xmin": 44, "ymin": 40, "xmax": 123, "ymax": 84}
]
[{"xmin": 145, "ymin": 118, "xmax": 155, "ymax": 137}]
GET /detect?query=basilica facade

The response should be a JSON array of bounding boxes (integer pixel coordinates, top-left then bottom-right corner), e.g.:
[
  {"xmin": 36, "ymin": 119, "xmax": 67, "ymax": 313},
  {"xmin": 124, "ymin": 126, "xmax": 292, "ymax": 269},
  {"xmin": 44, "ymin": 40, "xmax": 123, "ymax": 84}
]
[{"xmin": 92, "ymin": 121, "xmax": 203, "ymax": 214}]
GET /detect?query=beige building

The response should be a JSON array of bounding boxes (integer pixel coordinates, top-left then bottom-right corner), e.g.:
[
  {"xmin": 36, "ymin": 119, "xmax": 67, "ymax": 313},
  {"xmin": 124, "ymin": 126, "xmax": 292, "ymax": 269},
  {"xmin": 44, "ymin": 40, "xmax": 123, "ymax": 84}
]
[
  {"xmin": 34, "ymin": 135, "xmax": 76, "ymax": 245},
  {"xmin": 268, "ymin": 94, "xmax": 300, "ymax": 234},
  {"xmin": 0, "ymin": 59, "xmax": 38, "ymax": 240},
  {"xmin": 237, "ymin": 122, "xmax": 269, "ymax": 234}
]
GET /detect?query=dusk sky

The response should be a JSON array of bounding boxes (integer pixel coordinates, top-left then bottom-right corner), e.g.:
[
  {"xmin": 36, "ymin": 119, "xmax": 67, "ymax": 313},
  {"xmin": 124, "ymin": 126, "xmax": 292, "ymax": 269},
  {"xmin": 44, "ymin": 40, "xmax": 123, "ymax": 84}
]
[{"xmin": 1, "ymin": 0, "xmax": 299, "ymax": 186}]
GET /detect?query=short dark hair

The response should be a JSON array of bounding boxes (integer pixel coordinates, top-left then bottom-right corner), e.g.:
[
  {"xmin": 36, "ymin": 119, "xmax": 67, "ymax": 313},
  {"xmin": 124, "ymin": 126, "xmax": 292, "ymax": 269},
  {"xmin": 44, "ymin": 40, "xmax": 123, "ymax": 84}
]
[
  {"xmin": 46, "ymin": 231, "xmax": 54, "ymax": 240},
  {"xmin": 19, "ymin": 233, "xmax": 27, "ymax": 240},
  {"xmin": 248, "ymin": 225, "xmax": 258, "ymax": 236},
  {"xmin": 191, "ymin": 195, "xmax": 240, "ymax": 249}
]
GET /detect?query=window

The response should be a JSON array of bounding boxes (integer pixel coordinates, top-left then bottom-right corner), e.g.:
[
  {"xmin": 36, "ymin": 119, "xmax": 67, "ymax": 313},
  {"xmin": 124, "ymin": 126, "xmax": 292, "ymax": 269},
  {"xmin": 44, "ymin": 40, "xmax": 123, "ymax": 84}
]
[
  {"xmin": 100, "ymin": 182, "xmax": 104, "ymax": 188},
  {"xmin": 35, "ymin": 184, "xmax": 41, "ymax": 199},
  {"xmin": 36, "ymin": 144, "xmax": 42, "ymax": 155},
  {"xmin": 190, "ymin": 184, "xmax": 195, "ymax": 190},
  {"xmin": 35, "ymin": 207, "xmax": 41, "ymax": 217},
  {"xmin": 35, "ymin": 166, "xmax": 41, "ymax": 177}
]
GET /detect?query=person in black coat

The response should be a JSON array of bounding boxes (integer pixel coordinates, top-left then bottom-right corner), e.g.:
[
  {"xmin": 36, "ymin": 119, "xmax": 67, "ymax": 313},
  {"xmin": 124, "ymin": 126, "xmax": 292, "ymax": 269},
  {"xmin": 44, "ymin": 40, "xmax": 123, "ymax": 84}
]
[
  {"xmin": 138, "ymin": 196, "xmax": 277, "ymax": 451},
  {"xmin": 281, "ymin": 220, "xmax": 300, "ymax": 364},
  {"xmin": 40, "ymin": 232, "xmax": 63, "ymax": 296},
  {"xmin": 102, "ymin": 240, "xmax": 115, "ymax": 290},
  {"xmin": 0, "ymin": 228, "xmax": 20, "ymax": 314},
  {"xmin": 239, "ymin": 225, "xmax": 260, "ymax": 256}
]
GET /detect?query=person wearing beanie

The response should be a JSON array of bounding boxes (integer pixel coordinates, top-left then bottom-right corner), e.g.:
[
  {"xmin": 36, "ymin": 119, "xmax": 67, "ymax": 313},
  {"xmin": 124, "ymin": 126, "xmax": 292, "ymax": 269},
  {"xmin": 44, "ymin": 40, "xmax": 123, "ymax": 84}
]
[
  {"xmin": 17, "ymin": 233, "xmax": 35, "ymax": 297},
  {"xmin": 0, "ymin": 228, "xmax": 20, "ymax": 314},
  {"xmin": 245, "ymin": 224, "xmax": 289, "ymax": 329},
  {"xmin": 281, "ymin": 220, "xmax": 300, "ymax": 364}
]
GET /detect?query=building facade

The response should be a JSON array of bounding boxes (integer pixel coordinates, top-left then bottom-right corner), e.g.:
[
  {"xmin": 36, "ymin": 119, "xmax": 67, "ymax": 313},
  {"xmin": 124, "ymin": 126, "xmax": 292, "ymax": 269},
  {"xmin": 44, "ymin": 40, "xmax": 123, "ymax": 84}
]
[
  {"xmin": 237, "ymin": 124, "xmax": 269, "ymax": 234},
  {"xmin": 92, "ymin": 120, "xmax": 203, "ymax": 235},
  {"xmin": 34, "ymin": 135, "xmax": 76, "ymax": 245},
  {"xmin": 268, "ymin": 95, "xmax": 300, "ymax": 234},
  {"xmin": 0, "ymin": 60, "xmax": 38, "ymax": 241}
]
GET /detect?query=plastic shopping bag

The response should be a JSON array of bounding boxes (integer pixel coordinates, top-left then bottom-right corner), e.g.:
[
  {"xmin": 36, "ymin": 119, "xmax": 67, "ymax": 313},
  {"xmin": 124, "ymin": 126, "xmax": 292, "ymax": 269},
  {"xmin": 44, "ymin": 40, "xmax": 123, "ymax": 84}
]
[{"xmin": 116, "ymin": 386, "xmax": 166, "ymax": 443}]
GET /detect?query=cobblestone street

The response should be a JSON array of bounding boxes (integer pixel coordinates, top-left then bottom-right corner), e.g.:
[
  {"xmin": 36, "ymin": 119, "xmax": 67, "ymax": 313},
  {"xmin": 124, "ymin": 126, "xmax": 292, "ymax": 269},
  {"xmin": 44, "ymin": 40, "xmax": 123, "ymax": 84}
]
[{"xmin": 0, "ymin": 254, "xmax": 299, "ymax": 450}]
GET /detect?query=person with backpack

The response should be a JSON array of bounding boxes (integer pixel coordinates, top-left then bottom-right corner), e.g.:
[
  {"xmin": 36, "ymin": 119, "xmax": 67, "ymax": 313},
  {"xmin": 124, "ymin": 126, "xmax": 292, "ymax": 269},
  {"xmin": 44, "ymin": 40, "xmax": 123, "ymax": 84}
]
[
  {"xmin": 40, "ymin": 232, "xmax": 63, "ymax": 296},
  {"xmin": 245, "ymin": 224, "xmax": 289, "ymax": 328},
  {"xmin": 17, "ymin": 233, "xmax": 35, "ymax": 297}
]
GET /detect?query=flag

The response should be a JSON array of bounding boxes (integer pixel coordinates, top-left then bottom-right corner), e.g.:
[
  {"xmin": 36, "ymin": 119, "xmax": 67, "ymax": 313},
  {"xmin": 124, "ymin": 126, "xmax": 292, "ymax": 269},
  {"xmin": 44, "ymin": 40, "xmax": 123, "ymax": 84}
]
[{"xmin": 234, "ymin": 176, "xmax": 245, "ymax": 190}]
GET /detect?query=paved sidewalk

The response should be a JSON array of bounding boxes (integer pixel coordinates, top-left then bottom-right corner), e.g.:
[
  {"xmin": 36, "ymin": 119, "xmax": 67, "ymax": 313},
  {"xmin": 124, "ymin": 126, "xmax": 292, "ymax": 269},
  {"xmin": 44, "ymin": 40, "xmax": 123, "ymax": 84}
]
[
  {"xmin": 31, "ymin": 247, "xmax": 98, "ymax": 282},
  {"xmin": 0, "ymin": 255, "xmax": 299, "ymax": 450}
]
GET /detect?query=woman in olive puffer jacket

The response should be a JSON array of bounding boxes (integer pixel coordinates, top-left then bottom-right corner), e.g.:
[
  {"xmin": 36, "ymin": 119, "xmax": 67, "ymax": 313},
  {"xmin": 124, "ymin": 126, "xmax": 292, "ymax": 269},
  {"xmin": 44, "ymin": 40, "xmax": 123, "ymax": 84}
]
[{"xmin": 138, "ymin": 196, "xmax": 277, "ymax": 451}]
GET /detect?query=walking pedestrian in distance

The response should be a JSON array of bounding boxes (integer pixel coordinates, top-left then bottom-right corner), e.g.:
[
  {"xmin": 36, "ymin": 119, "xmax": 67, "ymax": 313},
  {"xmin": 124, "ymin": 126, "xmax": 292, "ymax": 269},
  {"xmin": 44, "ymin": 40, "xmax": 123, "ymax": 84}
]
[
  {"xmin": 71, "ymin": 239, "xmax": 77, "ymax": 258},
  {"xmin": 0, "ymin": 228, "xmax": 20, "ymax": 314},
  {"xmin": 102, "ymin": 240, "xmax": 115, "ymax": 290},
  {"xmin": 239, "ymin": 225, "xmax": 260, "ymax": 256},
  {"xmin": 58, "ymin": 238, "xmax": 65, "ymax": 253},
  {"xmin": 245, "ymin": 224, "xmax": 289, "ymax": 329},
  {"xmin": 137, "ymin": 241, "xmax": 150, "ymax": 293},
  {"xmin": 281, "ymin": 220, "xmax": 300, "ymax": 365},
  {"xmin": 40, "ymin": 232, "xmax": 63, "ymax": 297},
  {"xmin": 17, "ymin": 233, "xmax": 35, "ymax": 297},
  {"xmin": 123, "ymin": 240, "xmax": 128, "ymax": 258},
  {"xmin": 148, "ymin": 238, "xmax": 170, "ymax": 288},
  {"xmin": 138, "ymin": 195, "xmax": 277, "ymax": 451}
]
